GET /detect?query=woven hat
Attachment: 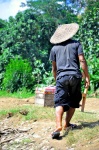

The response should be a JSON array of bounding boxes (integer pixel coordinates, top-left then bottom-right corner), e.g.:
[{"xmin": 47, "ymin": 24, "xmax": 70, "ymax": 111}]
[{"xmin": 50, "ymin": 23, "xmax": 79, "ymax": 44}]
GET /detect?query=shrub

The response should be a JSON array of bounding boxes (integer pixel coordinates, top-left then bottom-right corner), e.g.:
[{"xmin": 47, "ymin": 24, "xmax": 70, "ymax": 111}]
[{"xmin": 2, "ymin": 57, "xmax": 34, "ymax": 92}]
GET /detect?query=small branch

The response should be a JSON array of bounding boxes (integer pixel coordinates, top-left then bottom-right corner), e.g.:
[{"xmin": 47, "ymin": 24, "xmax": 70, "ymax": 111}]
[
  {"xmin": 16, "ymin": 127, "xmax": 32, "ymax": 133},
  {"xmin": 0, "ymin": 135, "xmax": 19, "ymax": 144},
  {"xmin": 0, "ymin": 128, "xmax": 18, "ymax": 135},
  {"xmin": 0, "ymin": 127, "xmax": 32, "ymax": 135}
]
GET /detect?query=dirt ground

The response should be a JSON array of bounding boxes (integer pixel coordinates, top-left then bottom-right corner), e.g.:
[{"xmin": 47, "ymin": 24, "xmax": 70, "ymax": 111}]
[{"xmin": 0, "ymin": 97, "xmax": 99, "ymax": 150}]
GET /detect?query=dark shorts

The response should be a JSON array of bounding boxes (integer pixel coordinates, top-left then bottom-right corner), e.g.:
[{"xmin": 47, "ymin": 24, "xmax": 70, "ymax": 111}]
[{"xmin": 54, "ymin": 75, "xmax": 82, "ymax": 111}]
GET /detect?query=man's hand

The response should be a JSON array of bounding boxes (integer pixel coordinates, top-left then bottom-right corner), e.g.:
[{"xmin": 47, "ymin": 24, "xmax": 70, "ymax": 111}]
[{"xmin": 85, "ymin": 76, "xmax": 90, "ymax": 89}]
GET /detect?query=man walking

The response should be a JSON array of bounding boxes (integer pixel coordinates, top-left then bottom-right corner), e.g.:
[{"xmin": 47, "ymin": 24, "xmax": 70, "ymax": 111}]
[{"xmin": 49, "ymin": 23, "xmax": 90, "ymax": 139}]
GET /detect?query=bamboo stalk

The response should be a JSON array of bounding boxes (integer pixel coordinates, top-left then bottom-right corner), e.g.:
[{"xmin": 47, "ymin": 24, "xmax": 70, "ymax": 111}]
[{"xmin": 81, "ymin": 88, "xmax": 88, "ymax": 112}]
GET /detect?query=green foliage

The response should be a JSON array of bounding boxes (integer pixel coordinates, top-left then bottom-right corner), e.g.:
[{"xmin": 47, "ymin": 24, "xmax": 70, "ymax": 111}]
[
  {"xmin": 42, "ymin": 71, "xmax": 55, "ymax": 86},
  {"xmin": 88, "ymin": 56, "xmax": 99, "ymax": 91},
  {"xmin": 0, "ymin": 0, "xmax": 78, "ymax": 91},
  {"xmin": 0, "ymin": 19, "xmax": 7, "ymax": 29},
  {"xmin": 0, "ymin": 0, "xmax": 98, "ymax": 93},
  {"xmin": 77, "ymin": 0, "xmax": 99, "ymax": 91},
  {"xmin": 31, "ymin": 58, "xmax": 46, "ymax": 86},
  {"xmin": 2, "ymin": 57, "xmax": 34, "ymax": 92}
]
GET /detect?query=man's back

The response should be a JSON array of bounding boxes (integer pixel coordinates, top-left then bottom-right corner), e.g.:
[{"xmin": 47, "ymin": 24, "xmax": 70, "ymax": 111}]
[{"xmin": 50, "ymin": 39, "xmax": 83, "ymax": 79}]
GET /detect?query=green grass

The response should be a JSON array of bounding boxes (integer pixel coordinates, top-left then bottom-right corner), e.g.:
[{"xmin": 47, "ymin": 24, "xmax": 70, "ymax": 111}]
[
  {"xmin": 0, "ymin": 107, "xmax": 99, "ymax": 149},
  {"xmin": 71, "ymin": 110, "xmax": 99, "ymax": 122},
  {"xmin": 0, "ymin": 102, "xmax": 98, "ymax": 122},
  {"xmin": 0, "ymin": 89, "xmax": 34, "ymax": 98},
  {"xmin": 6, "ymin": 138, "xmax": 32, "ymax": 150},
  {"xmin": 0, "ymin": 108, "xmax": 21, "ymax": 118},
  {"xmin": 21, "ymin": 138, "xmax": 32, "ymax": 144},
  {"xmin": 65, "ymin": 124, "xmax": 99, "ymax": 147},
  {"xmin": 63, "ymin": 110, "xmax": 99, "ymax": 147},
  {"xmin": 24, "ymin": 106, "xmax": 55, "ymax": 120},
  {"xmin": 0, "ymin": 105, "xmax": 55, "ymax": 120}
]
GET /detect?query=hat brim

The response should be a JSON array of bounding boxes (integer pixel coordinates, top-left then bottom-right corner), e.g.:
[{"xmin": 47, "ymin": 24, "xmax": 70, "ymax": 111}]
[{"xmin": 50, "ymin": 23, "xmax": 79, "ymax": 44}]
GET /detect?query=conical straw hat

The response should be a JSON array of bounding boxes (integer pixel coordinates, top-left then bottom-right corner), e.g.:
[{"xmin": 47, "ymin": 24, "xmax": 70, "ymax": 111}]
[{"xmin": 50, "ymin": 23, "xmax": 79, "ymax": 44}]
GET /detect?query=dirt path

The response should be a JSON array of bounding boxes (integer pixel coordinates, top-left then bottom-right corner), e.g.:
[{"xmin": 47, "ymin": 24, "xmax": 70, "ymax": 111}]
[{"xmin": 0, "ymin": 97, "xmax": 99, "ymax": 150}]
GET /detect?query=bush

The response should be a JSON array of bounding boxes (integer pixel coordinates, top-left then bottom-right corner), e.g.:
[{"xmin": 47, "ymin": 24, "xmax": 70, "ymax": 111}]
[{"xmin": 2, "ymin": 57, "xmax": 34, "ymax": 92}]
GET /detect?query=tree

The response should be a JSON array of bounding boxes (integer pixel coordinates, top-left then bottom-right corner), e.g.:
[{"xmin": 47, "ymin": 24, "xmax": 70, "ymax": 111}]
[
  {"xmin": 0, "ymin": 0, "xmax": 78, "ymax": 86},
  {"xmin": 0, "ymin": 0, "xmax": 98, "ymax": 92},
  {"xmin": 77, "ymin": 0, "xmax": 99, "ymax": 91}
]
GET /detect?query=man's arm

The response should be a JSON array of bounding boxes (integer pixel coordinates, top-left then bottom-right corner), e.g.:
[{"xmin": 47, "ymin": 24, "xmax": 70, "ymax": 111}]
[
  {"xmin": 79, "ymin": 54, "xmax": 90, "ymax": 88},
  {"xmin": 52, "ymin": 61, "xmax": 57, "ymax": 80}
]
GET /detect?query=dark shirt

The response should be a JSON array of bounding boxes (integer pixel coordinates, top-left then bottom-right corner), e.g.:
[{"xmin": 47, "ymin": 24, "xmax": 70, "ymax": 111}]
[{"xmin": 49, "ymin": 39, "xmax": 83, "ymax": 79}]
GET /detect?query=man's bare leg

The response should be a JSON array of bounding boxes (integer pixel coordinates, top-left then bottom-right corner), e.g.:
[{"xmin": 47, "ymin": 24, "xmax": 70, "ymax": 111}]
[
  {"xmin": 54, "ymin": 106, "xmax": 64, "ymax": 132},
  {"xmin": 64, "ymin": 107, "xmax": 75, "ymax": 129}
]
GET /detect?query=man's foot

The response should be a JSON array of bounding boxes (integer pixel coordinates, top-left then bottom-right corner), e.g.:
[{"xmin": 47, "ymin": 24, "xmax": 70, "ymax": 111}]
[
  {"xmin": 63, "ymin": 123, "xmax": 77, "ymax": 137},
  {"xmin": 52, "ymin": 131, "xmax": 60, "ymax": 139},
  {"xmin": 62, "ymin": 126, "xmax": 71, "ymax": 136},
  {"xmin": 64, "ymin": 123, "xmax": 77, "ymax": 130},
  {"xmin": 51, "ymin": 127, "xmax": 62, "ymax": 139},
  {"xmin": 69, "ymin": 123, "xmax": 77, "ymax": 129}
]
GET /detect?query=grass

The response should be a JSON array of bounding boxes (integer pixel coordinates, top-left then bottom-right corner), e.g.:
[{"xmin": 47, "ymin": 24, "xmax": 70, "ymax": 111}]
[
  {"xmin": 0, "ymin": 96, "xmax": 99, "ymax": 148},
  {"xmin": 6, "ymin": 138, "xmax": 32, "ymax": 150},
  {"xmin": 0, "ymin": 89, "xmax": 34, "ymax": 98},
  {"xmin": 0, "ymin": 105, "xmax": 55, "ymax": 120},
  {"xmin": 63, "ymin": 110, "xmax": 99, "ymax": 147},
  {"xmin": 1, "ymin": 106, "xmax": 98, "ymax": 148},
  {"xmin": 0, "ymin": 108, "xmax": 20, "ymax": 117},
  {"xmin": 13, "ymin": 138, "xmax": 32, "ymax": 144},
  {"xmin": 65, "ymin": 124, "xmax": 99, "ymax": 148},
  {"xmin": 0, "ymin": 108, "xmax": 24, "ymax": 120},
  {"xmin": 21, "ymin": 105, "xmax": 55, "ymax": 121}
]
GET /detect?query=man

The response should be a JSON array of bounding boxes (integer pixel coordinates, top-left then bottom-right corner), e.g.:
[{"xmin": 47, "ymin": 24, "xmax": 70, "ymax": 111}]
[{"xmin": 49, "ymin": 23, "xmax": 90, "ymax": 139}]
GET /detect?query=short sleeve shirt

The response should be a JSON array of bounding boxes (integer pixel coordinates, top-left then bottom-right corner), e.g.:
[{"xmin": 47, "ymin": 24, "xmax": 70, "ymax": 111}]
[{"xmin": 49, "ymin": 39, "xmax": 83, "ymax": 79}]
